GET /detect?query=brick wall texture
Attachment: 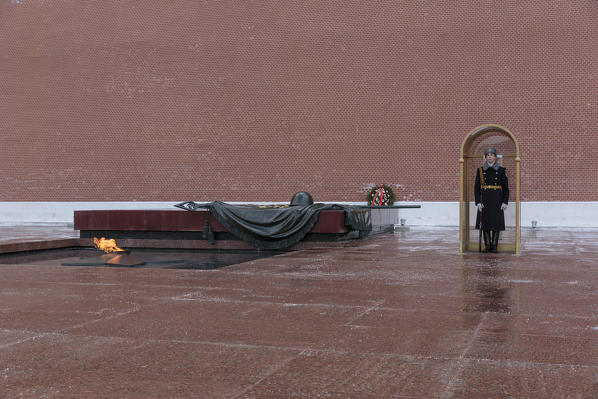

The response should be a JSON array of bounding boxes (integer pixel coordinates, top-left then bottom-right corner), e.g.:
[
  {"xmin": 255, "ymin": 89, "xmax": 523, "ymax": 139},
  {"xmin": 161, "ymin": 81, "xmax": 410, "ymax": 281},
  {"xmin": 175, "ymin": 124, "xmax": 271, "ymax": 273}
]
[{"xmin": 1, "ymin": 1, "xmax": 597, "ymax": 202}]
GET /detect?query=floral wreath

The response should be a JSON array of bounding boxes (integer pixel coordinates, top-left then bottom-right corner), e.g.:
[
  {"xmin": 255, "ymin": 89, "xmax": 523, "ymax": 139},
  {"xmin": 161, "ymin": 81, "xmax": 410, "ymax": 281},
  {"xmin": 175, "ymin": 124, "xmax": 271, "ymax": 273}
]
[{"xmin": 366, "ymin": 184, "xmax": 395, "ymax": 206}]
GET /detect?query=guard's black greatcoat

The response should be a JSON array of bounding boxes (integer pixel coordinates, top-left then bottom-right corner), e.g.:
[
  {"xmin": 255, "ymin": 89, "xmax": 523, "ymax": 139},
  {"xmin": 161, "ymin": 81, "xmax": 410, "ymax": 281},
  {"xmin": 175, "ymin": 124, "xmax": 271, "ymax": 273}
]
[{"xmin": 475, "ymin": 164, "xmax": 509, "ymax": 231}]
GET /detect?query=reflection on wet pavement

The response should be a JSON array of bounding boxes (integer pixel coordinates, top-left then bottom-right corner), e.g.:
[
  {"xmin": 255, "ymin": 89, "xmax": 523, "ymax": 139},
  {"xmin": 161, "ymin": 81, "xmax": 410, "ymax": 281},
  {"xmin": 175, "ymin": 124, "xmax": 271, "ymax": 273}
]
[{"xmin": 0, "ymin": 247, "xmax": 284, "ymax": 270}]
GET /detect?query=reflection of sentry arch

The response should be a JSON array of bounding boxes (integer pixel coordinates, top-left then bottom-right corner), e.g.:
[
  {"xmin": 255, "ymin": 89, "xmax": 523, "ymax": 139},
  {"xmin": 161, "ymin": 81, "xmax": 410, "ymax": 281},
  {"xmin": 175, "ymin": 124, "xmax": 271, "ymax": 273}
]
[{"xmin": 459, "ymin": 124, "xmax": 521, "ymax": 255}]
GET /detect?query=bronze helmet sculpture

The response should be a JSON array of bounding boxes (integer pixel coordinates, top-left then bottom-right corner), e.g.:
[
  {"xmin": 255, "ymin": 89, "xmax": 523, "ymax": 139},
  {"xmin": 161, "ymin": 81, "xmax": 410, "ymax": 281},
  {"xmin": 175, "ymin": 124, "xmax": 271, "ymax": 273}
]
[{"xmin": 290, "ymin": 191, "xmax": 314, "ymax": 206}]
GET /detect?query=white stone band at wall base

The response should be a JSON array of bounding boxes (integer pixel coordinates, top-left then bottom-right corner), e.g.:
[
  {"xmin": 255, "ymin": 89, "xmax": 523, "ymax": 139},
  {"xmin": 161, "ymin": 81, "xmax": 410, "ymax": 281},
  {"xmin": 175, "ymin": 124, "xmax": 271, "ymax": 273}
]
[
  {"xmin": 406, "ymin": 202, "xmax": 598, "ymax": 228},
  {"xmin": 0, "ymin": 202, "xmax": 597, "ymax": 228}
]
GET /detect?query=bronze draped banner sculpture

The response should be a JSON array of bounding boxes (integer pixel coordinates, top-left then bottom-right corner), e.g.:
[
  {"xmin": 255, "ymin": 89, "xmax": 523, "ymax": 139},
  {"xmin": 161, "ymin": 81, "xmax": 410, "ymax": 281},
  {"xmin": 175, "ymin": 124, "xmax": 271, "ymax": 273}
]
[{"xmin": 175, "ymin": 201, "xmax": 372, "ymax": 250}]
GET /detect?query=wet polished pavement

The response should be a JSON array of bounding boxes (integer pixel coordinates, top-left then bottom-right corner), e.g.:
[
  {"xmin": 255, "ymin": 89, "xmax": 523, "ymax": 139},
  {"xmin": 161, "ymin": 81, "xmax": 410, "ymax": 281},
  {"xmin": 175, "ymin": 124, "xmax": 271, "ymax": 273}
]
[{"xmin": 0, "ymin": 226, "xmax": 597, "ymax": 398}]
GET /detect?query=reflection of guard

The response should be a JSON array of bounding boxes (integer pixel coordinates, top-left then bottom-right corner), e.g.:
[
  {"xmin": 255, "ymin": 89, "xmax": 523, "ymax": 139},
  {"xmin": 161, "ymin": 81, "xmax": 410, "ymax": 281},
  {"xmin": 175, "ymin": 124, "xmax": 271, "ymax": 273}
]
[{"xmin": 475, "ymin": 147, "xmax": 509, "ymax": 252}]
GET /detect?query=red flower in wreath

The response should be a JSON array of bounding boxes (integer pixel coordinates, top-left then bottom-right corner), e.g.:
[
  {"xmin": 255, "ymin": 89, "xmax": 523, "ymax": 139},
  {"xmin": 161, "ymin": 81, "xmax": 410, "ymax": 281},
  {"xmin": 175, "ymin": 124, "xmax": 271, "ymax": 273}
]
[{"xmin": 366, "ymin": 184, "xmax": 395, "ymax": 206}]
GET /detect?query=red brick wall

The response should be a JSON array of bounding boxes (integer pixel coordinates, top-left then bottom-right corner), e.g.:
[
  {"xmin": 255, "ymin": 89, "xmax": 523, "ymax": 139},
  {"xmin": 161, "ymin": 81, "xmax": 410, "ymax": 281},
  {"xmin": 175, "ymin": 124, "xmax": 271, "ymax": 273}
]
[{"xmin": 1, "ymin": 1, "xmax": 596, "ymax": 202}]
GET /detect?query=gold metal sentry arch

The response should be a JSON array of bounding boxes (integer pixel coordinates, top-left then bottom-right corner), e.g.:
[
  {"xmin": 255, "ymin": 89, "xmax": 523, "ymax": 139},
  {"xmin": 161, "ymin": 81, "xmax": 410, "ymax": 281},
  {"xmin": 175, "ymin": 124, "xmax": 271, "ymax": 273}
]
[{"xmin": 459, "ymin": 124, "xmax": 521, "ymax": 255}]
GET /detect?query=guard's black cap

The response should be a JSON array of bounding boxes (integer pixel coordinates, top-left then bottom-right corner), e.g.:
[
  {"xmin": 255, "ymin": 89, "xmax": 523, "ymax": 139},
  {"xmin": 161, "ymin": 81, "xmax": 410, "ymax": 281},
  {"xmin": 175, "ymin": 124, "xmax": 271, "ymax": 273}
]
[{"xmin": 484, "ymin": 147, "xmax": 497, "ymax": 156}]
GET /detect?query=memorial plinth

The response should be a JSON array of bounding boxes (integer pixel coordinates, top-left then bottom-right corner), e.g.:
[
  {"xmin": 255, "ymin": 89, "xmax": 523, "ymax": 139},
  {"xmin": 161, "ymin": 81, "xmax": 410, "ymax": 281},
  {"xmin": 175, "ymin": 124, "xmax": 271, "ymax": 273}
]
[{"xmin": 74, "ymin": 206, "xmax": 406, "ymax": 251}]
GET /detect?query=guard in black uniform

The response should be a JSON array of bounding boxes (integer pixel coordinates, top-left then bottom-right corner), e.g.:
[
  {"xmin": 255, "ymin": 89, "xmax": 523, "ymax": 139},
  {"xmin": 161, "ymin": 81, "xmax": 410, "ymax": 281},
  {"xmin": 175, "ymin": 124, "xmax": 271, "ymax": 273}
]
[{"xmin": 475, "ymin": 147, "xmax": 509, "ymax": 253}]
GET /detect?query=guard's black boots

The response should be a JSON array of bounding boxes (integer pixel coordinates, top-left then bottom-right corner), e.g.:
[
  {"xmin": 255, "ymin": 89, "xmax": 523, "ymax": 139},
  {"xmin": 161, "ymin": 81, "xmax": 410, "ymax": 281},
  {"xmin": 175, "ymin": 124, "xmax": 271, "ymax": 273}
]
[
  {"xmin": 490, "ymin": 231, "xmax": 500, "ymax": 253},
  {"xmin": 483, "ymin": 231, "xmax": 491, "ymax": 252}
]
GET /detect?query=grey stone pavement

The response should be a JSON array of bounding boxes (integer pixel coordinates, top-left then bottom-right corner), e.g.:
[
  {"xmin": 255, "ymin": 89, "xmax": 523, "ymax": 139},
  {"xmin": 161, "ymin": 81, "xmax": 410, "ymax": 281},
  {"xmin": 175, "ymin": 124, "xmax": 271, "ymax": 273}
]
[{"xmin": 0, "ymin": 225, "xmax": 597, "ymax": 398}]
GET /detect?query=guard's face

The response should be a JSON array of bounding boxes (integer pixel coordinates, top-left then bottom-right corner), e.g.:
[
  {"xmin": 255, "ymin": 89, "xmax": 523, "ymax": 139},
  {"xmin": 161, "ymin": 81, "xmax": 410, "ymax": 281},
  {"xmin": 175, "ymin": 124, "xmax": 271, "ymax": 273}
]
[{"xmin": 485, "ymin": 153, "xmax": 496, "ymax": 163}]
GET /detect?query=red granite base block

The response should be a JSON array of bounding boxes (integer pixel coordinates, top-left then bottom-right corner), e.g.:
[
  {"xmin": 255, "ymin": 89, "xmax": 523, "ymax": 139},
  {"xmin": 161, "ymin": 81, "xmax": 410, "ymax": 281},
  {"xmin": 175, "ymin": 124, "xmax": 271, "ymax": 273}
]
[
  {"xmin": 0, "ymin": 239, "xmax": 81, "ymax": 254},
  {"xmin": 74, "ymin": 209, "xmax": 351, "ymax": 234}
]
